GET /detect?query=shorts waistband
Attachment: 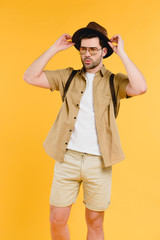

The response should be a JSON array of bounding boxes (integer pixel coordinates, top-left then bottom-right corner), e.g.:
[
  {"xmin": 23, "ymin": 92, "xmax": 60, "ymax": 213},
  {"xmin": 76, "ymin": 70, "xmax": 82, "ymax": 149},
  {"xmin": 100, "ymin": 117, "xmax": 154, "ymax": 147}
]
[{"xmin": 66, "ymin": 148, "xmax": 102, "ymax": 157}]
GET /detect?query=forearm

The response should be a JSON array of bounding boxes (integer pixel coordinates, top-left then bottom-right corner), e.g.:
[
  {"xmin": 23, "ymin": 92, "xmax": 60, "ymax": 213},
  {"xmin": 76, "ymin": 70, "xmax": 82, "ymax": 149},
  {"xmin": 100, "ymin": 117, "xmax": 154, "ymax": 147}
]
[
  {"xmin": 118, "ymin": 51, "xmax": 147, "ymax": 92},
  {"xmin": 23, "ymin": 45, "xmax": 58, "ymax": 80}
]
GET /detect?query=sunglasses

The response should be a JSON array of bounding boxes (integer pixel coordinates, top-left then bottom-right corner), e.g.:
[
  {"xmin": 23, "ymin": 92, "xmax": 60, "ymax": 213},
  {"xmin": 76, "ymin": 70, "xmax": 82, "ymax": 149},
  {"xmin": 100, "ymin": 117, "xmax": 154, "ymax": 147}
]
[{"xmin": 79, "ymin": 47, "xmax": 103, "ymax": 56}]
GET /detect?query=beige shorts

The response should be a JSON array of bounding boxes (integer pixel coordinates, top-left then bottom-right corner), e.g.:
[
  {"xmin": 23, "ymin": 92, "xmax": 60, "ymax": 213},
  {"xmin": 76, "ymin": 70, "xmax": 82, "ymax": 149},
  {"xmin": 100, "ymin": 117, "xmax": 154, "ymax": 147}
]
[{"xmin": 49, "ymin": 148, "xmax": 112, "ymax": 212}]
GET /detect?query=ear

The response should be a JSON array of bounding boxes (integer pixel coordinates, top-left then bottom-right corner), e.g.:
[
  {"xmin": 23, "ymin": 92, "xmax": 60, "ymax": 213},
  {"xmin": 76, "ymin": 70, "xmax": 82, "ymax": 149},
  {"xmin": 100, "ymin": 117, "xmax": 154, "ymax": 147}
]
[{"xmin": 102, "ymin": 47, "xmax": 107, "ymax": 57}]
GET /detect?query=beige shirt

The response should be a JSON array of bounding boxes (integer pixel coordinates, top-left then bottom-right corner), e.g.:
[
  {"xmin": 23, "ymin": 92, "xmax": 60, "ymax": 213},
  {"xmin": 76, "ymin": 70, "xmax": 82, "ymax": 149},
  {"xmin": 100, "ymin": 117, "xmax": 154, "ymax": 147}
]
[{"xmin": 43, "ymin": 64, "xmax": 133, "ymax": 168}]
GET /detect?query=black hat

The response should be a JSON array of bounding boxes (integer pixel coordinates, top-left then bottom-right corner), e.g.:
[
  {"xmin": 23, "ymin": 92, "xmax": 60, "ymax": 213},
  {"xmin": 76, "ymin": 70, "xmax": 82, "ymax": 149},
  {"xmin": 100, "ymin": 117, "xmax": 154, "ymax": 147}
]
[{"xmin": 72, "ymin": 21, "xmax": 113, "ymax": 58}]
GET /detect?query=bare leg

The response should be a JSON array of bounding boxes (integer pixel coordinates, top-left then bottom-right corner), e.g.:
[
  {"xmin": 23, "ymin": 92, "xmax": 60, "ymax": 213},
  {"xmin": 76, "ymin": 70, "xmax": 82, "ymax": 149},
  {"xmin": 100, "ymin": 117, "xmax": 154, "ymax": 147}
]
[
  {"xmin": 49, "ymin": 204, "xmax": 72, "ymax": 240},
  {"xmin": 85, "ymin": 207, "xmax": 105, "ymax": 240}
]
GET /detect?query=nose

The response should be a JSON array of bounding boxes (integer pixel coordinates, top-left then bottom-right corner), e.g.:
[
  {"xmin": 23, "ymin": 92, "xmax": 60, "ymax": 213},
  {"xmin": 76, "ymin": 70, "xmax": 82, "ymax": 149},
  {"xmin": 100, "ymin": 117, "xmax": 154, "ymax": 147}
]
[{"xmin": 84, "ymin": 48, "xmax": 91, "ymax": 57}]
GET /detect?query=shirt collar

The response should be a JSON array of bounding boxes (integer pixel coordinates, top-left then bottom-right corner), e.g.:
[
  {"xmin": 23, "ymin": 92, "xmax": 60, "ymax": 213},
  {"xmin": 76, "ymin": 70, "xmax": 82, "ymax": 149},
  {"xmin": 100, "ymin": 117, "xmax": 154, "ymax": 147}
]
[{"xmin": 78, "ymin": 64, "xmax": 107, "ymax": 77}]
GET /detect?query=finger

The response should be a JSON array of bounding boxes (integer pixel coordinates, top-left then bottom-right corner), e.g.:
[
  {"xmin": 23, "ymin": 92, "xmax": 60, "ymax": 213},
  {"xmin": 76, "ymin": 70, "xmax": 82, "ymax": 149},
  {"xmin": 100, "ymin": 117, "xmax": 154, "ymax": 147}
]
[
  {"xmin": 108, "ymin": 41, "xmax": 114, "ymax": 49},
  {"xmin": 63, "ymin": 33, "xmax": 72, "ymax": 37},
  {"xmin": 66, "ymin": 40, "xmax": 74, "ymax": 45},
  {"xmin": 110, "ymin": 36, "xmax": 114, "ymax": 41},
  {"xmin": 65, "ymin": 42, "xmax": 75, "ymax": 48},
  {"xmin": 108, "ymin": 43, "xmax": 114, "ymax": 51},
  {"xmin": 108, "ymin": 42, "xmax": 117, "ymax": 52},
  {"xmin": 110, "ymin": 39, "xmax": 118, "ymax": 44},
  {"xmin": 111, "ymin": 34, "xmax": 120, "ymax": 39},
  {"xmin": 66, "ymin": 35, "xmax": 72, "ymax": 40},
  {"xmin": 110, "ymin": 35, "xmax": 119, "ymax": 42},
  {"xmin": 62, "ymin": 34, "xmax": 72, "ymax": 40},
  {"xmin": 66, "ymin": 42, "xmax": 75, "ymax": 46}
]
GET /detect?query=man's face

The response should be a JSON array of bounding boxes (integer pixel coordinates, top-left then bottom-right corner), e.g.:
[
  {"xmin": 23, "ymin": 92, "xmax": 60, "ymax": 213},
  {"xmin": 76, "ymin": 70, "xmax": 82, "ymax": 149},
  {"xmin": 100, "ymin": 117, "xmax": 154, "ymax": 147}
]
[{"xmin": 80, "ymin": 37, "xmax": 107, "ymax": 70}]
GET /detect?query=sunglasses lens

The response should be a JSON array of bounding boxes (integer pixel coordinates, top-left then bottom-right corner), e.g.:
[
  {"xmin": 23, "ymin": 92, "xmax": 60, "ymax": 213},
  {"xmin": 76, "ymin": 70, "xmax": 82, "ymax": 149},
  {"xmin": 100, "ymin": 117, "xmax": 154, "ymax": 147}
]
[
  {"xmin": 80, "ymin": 47, "xmax": 86, "ymax": 55},
  {"xmin": 90, "ymin": 48, "xmax": 98, "ymax": 55}
]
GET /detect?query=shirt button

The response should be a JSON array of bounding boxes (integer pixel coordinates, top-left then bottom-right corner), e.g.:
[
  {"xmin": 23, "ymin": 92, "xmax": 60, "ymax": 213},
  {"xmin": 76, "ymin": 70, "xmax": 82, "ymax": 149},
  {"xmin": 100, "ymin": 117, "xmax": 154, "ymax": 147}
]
[
  {"xmin": 81, "ymin": 91, "xmax": 83, "ymax": 93},
  {"xmin": 74, "ymin": 117, "xmax": 76, "ymax": 119}
]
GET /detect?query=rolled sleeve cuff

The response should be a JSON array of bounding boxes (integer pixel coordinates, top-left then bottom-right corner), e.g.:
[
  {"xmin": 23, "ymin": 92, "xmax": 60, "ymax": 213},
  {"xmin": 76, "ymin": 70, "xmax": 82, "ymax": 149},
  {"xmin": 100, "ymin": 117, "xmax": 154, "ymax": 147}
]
[
  {"xmin": 44, "ymin": 70, "xmax": 57, "ymax": 92},
  {"xmin": 120, "ymin": 78, "xmax": 133, "ymax": 99}
]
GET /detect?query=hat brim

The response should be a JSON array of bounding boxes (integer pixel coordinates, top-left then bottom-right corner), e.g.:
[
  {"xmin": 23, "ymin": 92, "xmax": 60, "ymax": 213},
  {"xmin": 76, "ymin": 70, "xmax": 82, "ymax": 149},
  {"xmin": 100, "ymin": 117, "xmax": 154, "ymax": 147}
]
[{"xmin": 72, "ymin": 27, "xmax": 113, "ymax": 58}]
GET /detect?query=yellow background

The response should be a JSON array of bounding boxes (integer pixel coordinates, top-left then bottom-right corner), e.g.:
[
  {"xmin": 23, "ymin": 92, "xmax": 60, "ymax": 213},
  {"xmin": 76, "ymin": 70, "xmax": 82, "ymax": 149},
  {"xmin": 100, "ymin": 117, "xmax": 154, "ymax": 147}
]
[{"xmin": 1, "ymin": 0, "xmax": 160, "ymax": 239}]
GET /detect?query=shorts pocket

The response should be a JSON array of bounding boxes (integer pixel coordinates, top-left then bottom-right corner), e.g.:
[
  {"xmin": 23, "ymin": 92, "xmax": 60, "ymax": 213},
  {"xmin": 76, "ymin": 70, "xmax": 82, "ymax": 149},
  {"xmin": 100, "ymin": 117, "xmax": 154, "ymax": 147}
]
[{"xmin": 65, "ymin": 149, "xmax": 76, "ymax": 159}]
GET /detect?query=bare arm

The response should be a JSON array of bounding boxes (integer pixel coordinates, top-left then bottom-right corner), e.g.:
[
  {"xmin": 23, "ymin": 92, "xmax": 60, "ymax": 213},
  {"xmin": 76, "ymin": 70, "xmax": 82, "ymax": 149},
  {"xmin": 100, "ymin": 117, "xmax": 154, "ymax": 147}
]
[
  {"xmin": 23, "ymin": 33, "xmax": 75, "ymax": 89},
  {"xmin": 108, "ymin": 34, "xmax": 147, "ymax": 96}
]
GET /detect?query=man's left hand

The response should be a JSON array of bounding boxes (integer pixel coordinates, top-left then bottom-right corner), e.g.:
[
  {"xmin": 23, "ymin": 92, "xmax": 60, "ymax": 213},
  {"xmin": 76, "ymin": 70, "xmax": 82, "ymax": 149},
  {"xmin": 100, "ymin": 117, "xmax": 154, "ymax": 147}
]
[{"xmin": 108, "ymin": 34, "xmax": 125, "ymax": 56}]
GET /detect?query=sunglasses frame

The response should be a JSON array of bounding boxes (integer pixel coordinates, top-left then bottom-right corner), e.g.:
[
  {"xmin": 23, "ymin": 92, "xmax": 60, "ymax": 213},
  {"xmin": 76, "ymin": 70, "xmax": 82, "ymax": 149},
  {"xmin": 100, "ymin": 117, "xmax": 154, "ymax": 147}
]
[{"xmin": 79, "ymin": 47, "xmax": 103, "ymax": 55}]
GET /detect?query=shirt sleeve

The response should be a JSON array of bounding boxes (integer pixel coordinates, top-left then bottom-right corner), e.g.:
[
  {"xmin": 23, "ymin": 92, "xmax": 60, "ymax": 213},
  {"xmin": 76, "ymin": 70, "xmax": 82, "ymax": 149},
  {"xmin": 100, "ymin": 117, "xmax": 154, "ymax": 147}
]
[
  {"xmin": 43, "ymin": 67, "xmax": 74, "ymax": 92},
  {"xmin": 114, "ymin": 72, "xmax": 133, "ymax": 100}
]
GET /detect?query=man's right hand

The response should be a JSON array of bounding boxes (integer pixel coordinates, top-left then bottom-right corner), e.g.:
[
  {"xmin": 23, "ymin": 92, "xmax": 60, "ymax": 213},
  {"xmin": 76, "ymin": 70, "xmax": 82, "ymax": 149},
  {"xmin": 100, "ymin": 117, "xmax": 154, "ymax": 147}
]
[
  {"xmin": 23, "ymin": 33, "xmax": 75, "ymax": 90},
  {"xmin": 53, "ymin": 33, "xmax": 75, "ymax": 52}
]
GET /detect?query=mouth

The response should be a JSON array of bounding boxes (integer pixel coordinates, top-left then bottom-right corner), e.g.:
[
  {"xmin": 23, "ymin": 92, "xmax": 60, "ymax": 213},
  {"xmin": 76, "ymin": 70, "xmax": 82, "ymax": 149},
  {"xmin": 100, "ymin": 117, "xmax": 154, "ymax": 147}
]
[{"xmin": 84, "ymin": 59, "xmax": 92, "ymax": 63}]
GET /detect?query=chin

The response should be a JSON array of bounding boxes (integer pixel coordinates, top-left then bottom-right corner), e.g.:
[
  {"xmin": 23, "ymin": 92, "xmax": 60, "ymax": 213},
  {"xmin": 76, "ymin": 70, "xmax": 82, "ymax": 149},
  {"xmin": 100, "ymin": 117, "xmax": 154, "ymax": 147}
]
[{"xmin": 84, "ymin": 63, "xmax": 93, "ymax": 68}]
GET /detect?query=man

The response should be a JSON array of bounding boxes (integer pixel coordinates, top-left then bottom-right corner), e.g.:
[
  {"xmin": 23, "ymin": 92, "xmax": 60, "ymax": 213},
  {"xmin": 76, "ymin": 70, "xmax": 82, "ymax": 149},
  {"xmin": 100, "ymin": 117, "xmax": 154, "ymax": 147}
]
[{"xmin": 23, "ymin": 22, "xmax": 147, "ymax": 240}]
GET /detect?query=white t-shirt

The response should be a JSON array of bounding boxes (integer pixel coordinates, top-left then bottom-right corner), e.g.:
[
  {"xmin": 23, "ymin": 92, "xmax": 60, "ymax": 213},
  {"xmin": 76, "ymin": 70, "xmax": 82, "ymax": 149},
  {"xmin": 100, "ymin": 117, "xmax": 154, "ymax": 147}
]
[{"xmin": 67, "ymin": 71, "xmax": 102, "ymax": 156}]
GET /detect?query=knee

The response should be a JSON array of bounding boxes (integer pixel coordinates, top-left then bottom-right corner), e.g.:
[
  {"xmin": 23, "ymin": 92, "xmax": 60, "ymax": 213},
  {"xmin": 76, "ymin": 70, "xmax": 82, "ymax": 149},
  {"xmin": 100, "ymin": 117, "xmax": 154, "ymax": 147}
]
[
  {"xmin": 86, "ymin": 217, "xmax": 103, "ymax": 231},
  {"xmin": 85, "ymin": 210, "xmax": 104, "ymax": 230},
  {"xmin": 50, "ymin": 214, "xmax": 66, "ymax": 228},
  {"xmin": 49, "ymin": 206, "xmax": 70, "ymax": 227},
  {"xmin": 50, "ymin": 210, "xmax": 68, "ymax": 227}
]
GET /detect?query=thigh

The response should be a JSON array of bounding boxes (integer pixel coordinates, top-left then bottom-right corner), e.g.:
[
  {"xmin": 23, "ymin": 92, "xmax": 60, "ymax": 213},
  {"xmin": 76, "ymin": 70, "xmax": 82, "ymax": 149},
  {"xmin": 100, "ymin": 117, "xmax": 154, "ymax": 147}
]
[
  {"xmin": 49, "ymin": 152, "xmax": 81, "ymax": 207},
  {"xmin": 83, "ymin": 156, "xmax": 112, "ymax": 212}
]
